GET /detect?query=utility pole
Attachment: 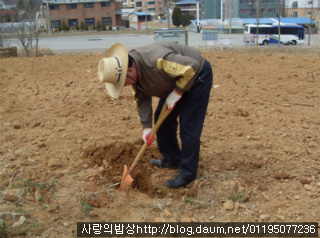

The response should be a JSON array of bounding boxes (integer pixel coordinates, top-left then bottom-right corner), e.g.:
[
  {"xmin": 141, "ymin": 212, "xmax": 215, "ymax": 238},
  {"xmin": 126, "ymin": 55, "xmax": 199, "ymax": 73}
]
[
  {"xmin": 229, "ymin": 0, "xmax": 233, "ymax": 34},
  {"xmin": 196, "ymin": 2, "xmax": 200, "ymax": 33},
  {"xmin": 166, "ymin": 0, "xmax": 170, "ymax": 28},
  {"xmin": 145, "ymin": 0, "xmax": 147, "ymax": 29},
  {"xmin": 278, "ymin": 1, "xmax": 280, "ymax": 48},
  {"xmin": 46, "ymin": 0, "xmax": 51, "ymax": 37}
]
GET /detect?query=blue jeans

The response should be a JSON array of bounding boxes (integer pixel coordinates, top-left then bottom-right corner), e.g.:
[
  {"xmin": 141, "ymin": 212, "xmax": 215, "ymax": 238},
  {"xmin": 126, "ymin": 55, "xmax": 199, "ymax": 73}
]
[{"xmin": 154, "ymin": 60, "xmax": 213, "ymax": 180}]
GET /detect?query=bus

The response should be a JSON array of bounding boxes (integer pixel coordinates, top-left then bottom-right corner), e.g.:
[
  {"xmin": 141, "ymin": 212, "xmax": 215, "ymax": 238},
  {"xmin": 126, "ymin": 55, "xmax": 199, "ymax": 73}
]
[{"xmin": 244, "ymin": 24, "xmax": 305, "ymax": 45}]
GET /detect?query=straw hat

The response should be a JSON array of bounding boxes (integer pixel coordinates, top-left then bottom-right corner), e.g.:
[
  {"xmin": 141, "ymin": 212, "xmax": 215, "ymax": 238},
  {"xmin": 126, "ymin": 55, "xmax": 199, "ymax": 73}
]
[{"xmin": 98, "ymin": 43, "xmax": 128, "ymax": 99}]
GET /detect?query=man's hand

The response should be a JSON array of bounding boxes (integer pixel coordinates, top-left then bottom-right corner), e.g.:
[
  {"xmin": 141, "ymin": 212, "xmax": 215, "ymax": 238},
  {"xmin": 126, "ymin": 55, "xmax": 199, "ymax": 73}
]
[
  {"xmin": 142, "ymin": 128, "xmax": 155, "ymax": 146},
  {"xmin": 166, "ymin": 89, "xmax": 182, "ymax": 110}
]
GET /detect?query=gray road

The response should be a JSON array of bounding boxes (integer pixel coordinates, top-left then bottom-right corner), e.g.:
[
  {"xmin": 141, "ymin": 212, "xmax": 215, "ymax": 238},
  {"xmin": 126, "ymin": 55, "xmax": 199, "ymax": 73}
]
[{"xmin": 8, "ymin": 31, "xmax": 319, "ymax": 53}]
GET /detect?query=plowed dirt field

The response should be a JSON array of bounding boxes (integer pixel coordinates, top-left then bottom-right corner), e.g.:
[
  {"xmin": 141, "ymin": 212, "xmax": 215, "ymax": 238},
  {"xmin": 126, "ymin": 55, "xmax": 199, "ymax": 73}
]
[{"xmin": 0, "ymin": 46, "xmax": 319, "ymax": 237}]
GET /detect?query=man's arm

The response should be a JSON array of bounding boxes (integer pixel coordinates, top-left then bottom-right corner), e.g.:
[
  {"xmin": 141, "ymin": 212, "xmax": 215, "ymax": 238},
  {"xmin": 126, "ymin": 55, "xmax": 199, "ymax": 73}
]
[{"xmin": 131, "ymin": 85, "xmax": 153, "ymax": 129}]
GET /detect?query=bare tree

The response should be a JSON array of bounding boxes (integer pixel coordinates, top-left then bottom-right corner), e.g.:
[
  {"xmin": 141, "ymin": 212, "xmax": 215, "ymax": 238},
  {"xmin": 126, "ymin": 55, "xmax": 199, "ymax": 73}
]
[
  {"xmin": 305, "ymin": 0, "xmax": 319, "ymax": 46},
  {"xmin": 0, "ymin": 25, "xmax": 3, "ymax": 48},
  {"xmin": 252, "ymin": 0, "xmax": 268, "ymax": 46},
  {"xmin": 30, "ymin": 18, "xmax": 41, "ymax": 56},
  {"xmin": 15, "ymin": 21, "xmax": 32, "ymax": 57},
  {"xmin": 15, "ymin": 9, "xmax": 41, "ymax": 57}
]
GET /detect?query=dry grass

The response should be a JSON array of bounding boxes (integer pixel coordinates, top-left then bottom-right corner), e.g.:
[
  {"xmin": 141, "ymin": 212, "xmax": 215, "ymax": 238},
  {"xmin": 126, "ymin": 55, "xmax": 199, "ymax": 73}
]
[
  {"xmin": 17, "ymin": 48, "xmax": 54, "ymax": 57},
  {"xmin": 199, "ymin": 45, "xmax": 320, "ymax": 57}
]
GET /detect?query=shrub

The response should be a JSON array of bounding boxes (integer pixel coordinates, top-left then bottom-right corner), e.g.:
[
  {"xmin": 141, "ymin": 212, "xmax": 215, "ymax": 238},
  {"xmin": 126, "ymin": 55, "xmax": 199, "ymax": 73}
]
[
  {"xmin": 61, "ymin": 21, "xmax": 68, "ymax": 31},
  {"xmin": 96, "ymin": 20, "xmax": 102, "ymax": 31},
  {"xmin": 80, "ymin": 22, "xmax": 85, "ymax": 31},
  {"xmin": 172, "ymin": 7, "xmax": 182, "ymax": 27},
  {"xmin": 181, "ymin": 14, "xmax": 195, "ymax": 27}
]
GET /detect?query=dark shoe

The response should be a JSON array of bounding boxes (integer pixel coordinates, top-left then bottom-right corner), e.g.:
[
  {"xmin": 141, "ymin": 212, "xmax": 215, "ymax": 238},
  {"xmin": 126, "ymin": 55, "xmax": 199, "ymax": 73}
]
[
  {"xmin": 165, "ymin": 175, "xmax": 194, "ymax": 189},
  {"xmin": 150, "ymin": 159, "xmax": 179, "ymax": 169}
]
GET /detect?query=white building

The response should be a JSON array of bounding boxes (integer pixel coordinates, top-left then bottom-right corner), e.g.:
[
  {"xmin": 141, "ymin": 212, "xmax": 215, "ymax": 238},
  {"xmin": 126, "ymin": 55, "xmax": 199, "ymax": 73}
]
[
  {"xmin": 0, "ymin": 0, "xmax": 16, "ymax": 10},
  {"xmin": 285, "ymin": 0, "xmax": 320, "ymax": 18}
]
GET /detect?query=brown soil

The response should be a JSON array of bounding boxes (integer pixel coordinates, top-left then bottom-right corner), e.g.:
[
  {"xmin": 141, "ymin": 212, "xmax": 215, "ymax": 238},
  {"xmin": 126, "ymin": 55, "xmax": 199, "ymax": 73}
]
[{"xmin": 0, "ymin": 47, "xmax": 320, "ymax": 237}]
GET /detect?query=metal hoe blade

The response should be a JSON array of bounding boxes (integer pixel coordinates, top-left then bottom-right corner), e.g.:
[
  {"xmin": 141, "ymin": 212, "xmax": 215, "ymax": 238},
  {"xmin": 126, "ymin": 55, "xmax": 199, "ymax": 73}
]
[{"xmin": 119, "ymin": 165, "xmax": 134, "ymax": 190}]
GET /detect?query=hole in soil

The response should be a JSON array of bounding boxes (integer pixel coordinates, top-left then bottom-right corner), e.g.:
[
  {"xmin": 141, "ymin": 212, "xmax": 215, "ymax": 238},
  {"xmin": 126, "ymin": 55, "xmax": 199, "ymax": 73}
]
[
  {"xmin": 82, "ymin": 141, "xmax": 181, "ymax": 198},
  {"xmin": 82, "ymin": 142, "xmax": 262, "ymax": 198}
]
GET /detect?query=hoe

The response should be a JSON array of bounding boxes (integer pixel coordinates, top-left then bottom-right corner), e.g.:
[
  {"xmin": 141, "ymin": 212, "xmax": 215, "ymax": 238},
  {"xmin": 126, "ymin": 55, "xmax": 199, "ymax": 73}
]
[{"xmin": 120, "ymin": 102, "xmax": 172, "ymax": 190}]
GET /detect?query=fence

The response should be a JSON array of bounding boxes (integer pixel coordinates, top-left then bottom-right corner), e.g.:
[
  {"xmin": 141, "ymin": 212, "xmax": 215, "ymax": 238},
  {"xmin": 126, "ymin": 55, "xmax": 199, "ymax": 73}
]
[
  {"xmin": 0, "ymin": 47, "xmax": 18, "ymax": 58},
  {"xmin": 217, "ymin": 38, "xmax": 234, "ymax": 49}
]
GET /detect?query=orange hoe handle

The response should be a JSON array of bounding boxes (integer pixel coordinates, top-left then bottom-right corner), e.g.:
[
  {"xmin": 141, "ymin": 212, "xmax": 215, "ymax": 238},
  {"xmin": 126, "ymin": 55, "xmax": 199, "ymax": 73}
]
[{"xmin": 120, "ymin": 102, "xmax": 172, "ymax": 190}]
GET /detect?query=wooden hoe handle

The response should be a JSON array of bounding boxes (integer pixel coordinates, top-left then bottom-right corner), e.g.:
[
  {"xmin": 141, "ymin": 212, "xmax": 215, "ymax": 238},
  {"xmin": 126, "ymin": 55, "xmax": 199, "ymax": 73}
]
[{"xmin": 128, "ymin": 102, "xmax": 172, "ymax": 172}]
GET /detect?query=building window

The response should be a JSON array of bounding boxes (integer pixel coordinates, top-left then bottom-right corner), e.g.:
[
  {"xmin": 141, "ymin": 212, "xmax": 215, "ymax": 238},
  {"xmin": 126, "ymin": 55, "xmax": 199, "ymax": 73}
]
[
  {"xmin": 293, "ymin": 11, "xmax": 298, "ymax": 17},
  {"xmin": 307, "ymin": 11, "xmax": 312, "ymax": 15},
  {"xmin": 67, "ymin": 4, "xmax": 77, "ymax": 9},
  {"xmin": 101, "ymin": 2, "xmax": 111, "ymax": 7},
  {"xmin": 68, "ymin": 19, "xmax": 78, "ymax": 27},
  {"xmin": 51, "ymin": 20, "xmax": 61, "ymax": 28},
  {"xmin": 102, "ymin": 17, "xmax": 112, "ymax": 25},
  {"xmin": 147, "ymin": 8, "xmax": 155, "ymax": 11},
  {"xmin": 84, "ymin": 3, "xmax": 94, "ymax": 8},
  {"xmin": 85, "ymin": 18, "xmax": 95, "ymax": 26},
  {"xmin": 49, "ymin": 5, "xmax": 59, "ymax": 10},
  {"xmin": 147, "ymin": 1, "xmax": 155, "ymax": 4},
  {"xmin": 292, "ymin": 2, "xmax": 298, "ymax": 7},
  {"xmin": 136, "ymin": 2, "xmax": 142, "ymax": 7},
  {"xmin": 308, "ymin": 1, "xmax": 313, "ymax": 4}
]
